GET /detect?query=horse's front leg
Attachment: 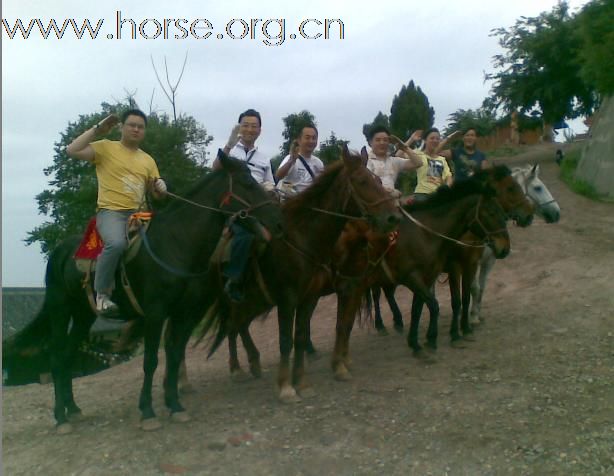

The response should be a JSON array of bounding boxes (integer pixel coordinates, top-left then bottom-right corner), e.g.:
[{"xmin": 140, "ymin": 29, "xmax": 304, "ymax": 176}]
[
  {"xmin": 424, "ymin": 287, "xmax": 440, "ymax": 350},
  {"xmin": 227, "ymin": 328, "xmax": 243, "ymax": 378},
  {"xmin": 372, "ymin": 286, "xmax": 387, "ymax": 334},
  {"xmin": 332, "ymin": 288, "xmax": 362, "ymax": 381},
  {"xmin": 239, "ymin": 324, "xmax": 262, "ymax": 378},
  {"xmin": 383, "ymin": 285, "xmax": 404, "ymax": 334},
  {"xmin": 139, "ymin": 313, "xmax": 166, "ymax": 431},
  {"xmin": 408, "ymin": 292, "xmax": 425, "ymax": 355},
  {"xmin": 461, "ymin": 261, "xmax": 478, "ymax": 339},
  {"xmin": 163, "ymin": 319, "xmax": 193, "ymax": 423},
  {"xmin": 292, "ymin": 297, "xmax": 319, "ymax": 396},
  {"xmin": 277, "ymin": 300, "xmax": 299, "ymax": 403},
  {"xmin": 448, "ymin": 267, "xmax": 463, "ymax": 344}
]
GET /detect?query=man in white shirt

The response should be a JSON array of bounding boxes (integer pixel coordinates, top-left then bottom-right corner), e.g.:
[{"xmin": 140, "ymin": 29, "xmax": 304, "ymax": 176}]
[
  {"xmin": 215, "ymin": 109, "xmax": 275, "ymax": 190},
  {"xmin": 366, "ymin": 125, "xmax": 422, "ymax": 197},
  {"xmin": 275, "ymin": 124, "xmax": 324, "ymax": 194}
]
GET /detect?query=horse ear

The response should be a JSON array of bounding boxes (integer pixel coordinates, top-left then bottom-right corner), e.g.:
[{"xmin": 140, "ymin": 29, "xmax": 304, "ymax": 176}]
[
  {"xmin": 530, "ymin": 163, "xmax": 539, "ymax": 177},
  {"xmin": 360, "ymin": 146, "xmax": 369, "ymax": 166}
]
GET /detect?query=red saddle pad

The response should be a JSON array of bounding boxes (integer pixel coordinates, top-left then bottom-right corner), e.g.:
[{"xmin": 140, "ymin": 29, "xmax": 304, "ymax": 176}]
[{"xmin": 74, "ymin": 217, "xmax": 104, "ymax": 260}]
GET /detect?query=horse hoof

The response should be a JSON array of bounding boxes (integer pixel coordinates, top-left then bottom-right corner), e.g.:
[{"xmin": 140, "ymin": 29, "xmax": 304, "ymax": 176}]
[
  {"xmin": 249, "ymin": 365, "xmax": 263, "ymax": 378},
  {"xmin": 298, "ymin": 386, "xmax": 317, "ymax": 399},
  {"xmin": 179, "ymin": 383, "xmax": 196, "ymax": 395},
  {"xmin": 171, "ymin": 411, "xmax": 191, "ymax": 423},
  {"xmin": 67, "ymin": 411, "xmax": 84, "ymax": 422},
  {"xmin": 450, "ymin": 339, "xmax": 467, "ymax": 349},
  {"xmin": 306, "ymin": 351, "xmax": 321, "ymax": 363},
  {"xmin": 393, "ymin": 324, "xmax": 404, "ymax": 335},
  {"xmin": 412, "ymin": 350, "xmax": 436, "ymax": 363},
  {"xmin": 279, "ymin": 386, "xmax": 301, "ymax": 404},
  {"xmin": 56, "ymin": 423, "xmax": 73, "ymax": 435},
  {"xmin": 377, "ymin": 327, "xmax": 389, "ymax": 337},
  {"xmin": 230, "ymin": 369, "xmax": 250, "ymax": 383},
  {"xmin": 334, "ymin": 364, "xmax": 352, "ymax": 381},
  {"xmin": 462, "ymin": 334, "xmax": 476, "ymax": 342},
  {"xmin": 469, "ymin": 318, "xmax": 481, "ymax": 327},
  {"xmin": 140, "ymin": 417, "xmax": 162, "ymax": 431}
]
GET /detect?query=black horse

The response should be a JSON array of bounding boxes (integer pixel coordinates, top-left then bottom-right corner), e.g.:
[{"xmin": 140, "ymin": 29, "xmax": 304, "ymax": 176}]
[{"xmin": 3, "ymin": 153, "xmax": 283, "ymax": 433}]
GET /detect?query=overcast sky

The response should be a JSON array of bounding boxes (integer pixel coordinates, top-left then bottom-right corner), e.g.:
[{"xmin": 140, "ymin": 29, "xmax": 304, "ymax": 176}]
[{"xmin": 2, "ymin": 0, "xmax": 589, "ymax": 286}]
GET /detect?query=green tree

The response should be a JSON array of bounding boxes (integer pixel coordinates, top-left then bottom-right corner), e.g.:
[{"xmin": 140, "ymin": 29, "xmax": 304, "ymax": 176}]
[
  {"xmin": 362, "ymin": 111, "xmax": 390, "ymax": 141},
  {"xmin": 26, "ymin": 102, "xmax": 212, "ymax": 255},
  {"xmin": 317, "ymin": 132, "xmax": 349, "ymax": 166},
  {"xmin": 444, "ymin": 108, "xmax": 497, "ymax": 138},
  {"xmin": 485, "ymin": 1, "xmax": 598, "ymax": 138},
  {"xmin": 576, "ymin": 0, "xmax": 614, "ymax": 96},
  {"xmin": 389, "ymin": 80, "xmax": 435, "ymax": 140}
]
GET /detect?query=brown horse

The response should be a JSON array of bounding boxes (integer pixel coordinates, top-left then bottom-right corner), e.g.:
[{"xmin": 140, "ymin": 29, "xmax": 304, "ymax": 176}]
[
  {"xmin": 200, "ymin": 145, "xmax": 400, "ymax": 401},
  {"xmin": 331, "ymin": 172, "xmax": 511, "ymax": 379},
  {"xmin": 372, "ymin": 165, "xmax": 534, "ymax": 341}
]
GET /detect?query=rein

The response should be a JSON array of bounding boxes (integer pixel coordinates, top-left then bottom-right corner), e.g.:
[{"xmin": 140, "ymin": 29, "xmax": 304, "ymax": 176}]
[
  {"xmin": 141, "ymin": 173, "xmax": 274, "ymax": 278},
  {"xmin": 400, "ymin": 196, "xmax": 507, "ymax": 249}
]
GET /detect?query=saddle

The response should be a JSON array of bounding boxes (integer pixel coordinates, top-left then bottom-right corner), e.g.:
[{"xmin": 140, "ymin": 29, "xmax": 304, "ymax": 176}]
[
  {"xmin": 74, "ymin": 212, "xmax": 153, "ymax": 316},
  {"xmin": 74, "ymin": 212, "xmax": 153, "ymax": 272}
]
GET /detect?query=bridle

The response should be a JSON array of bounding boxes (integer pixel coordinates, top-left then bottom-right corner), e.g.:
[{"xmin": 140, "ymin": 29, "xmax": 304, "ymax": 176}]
[
  {"xmin": 400, "ymin": 195, "xmax": 508, "ymax": 248},
  {"xmin": 310, "ymin": 173, "xmax": 396, "ymax": 222},
  {"xmin": 517, "ymin": 173, "xmax": 558, "ymax": 210},
  {"xmin": 142, "ymin": 172, "xmax": 276, "ymax": 277}
]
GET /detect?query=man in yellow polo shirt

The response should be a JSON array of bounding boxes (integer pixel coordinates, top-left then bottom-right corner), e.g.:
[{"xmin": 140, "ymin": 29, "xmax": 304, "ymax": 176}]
[{"xmin": 66, "ymin": 109, "xmax": 166, "ymax": 315}]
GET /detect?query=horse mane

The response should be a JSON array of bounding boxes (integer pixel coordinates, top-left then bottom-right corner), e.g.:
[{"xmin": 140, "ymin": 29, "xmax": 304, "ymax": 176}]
[
  {"xmin": 405, "ymin": 173, "xmax": 493, "ymax": 212},
  {"xmin": 490, "ymin": 164, "xmax": 512, "ymax": 181},
  {"xmin": 282, "ymin": 160, "xmax": 346, "ymax": 216}
]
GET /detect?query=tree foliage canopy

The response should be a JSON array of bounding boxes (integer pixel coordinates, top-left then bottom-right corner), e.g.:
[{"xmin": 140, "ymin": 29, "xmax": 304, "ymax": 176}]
[
  {"xmin": 389, "ymin": 80, "xmax": 435, "ymax": 140},
  {"xmin": 485, "ymin": 1, "xmax": 611, "ymax": 123},
  {"xmin": 26, "ymin": 101, "xmax": 212, "ymax": 255}
]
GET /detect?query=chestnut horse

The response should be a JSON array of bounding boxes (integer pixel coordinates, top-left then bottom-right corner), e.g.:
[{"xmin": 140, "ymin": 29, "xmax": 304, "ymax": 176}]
[
  {"xmin": 372, "ymin": 165, "xmax": 535, "ymax": 342},
  {"xmin": 199, "ymin": 145, "xmax": 400, "ymax": 401},
  {"xmin": 330, "ymin": 173, "xmax": 511, "ymax": 379}
]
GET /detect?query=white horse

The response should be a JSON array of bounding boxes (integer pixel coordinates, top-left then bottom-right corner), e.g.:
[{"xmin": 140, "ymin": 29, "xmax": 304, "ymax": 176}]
[{"xmin": 469, "ymin": 164, "xmax": 561, "ymax": 324}]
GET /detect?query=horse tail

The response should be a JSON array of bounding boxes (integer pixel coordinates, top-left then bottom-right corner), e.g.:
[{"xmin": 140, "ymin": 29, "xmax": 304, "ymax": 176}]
[
  {"xmin": 191, "ymin": 299, "xmax": 228, "ymax": 358},
  {"xmin": 356, "ymin": 288, "xmax": 374, "ymax": 329},
  {"xmin": 2, "ymin": 305, "xmax": 51, "ymax": 361}
]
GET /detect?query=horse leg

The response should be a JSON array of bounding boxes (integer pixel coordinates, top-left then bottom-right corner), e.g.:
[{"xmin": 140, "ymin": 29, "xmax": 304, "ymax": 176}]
[
  {"xmin": 408, "ymin": 292, "xmax": 425, "ymax": 355},
  {"xmin": 383, "ymin": 285, "xmax": 404, "ymax": 334},
  {"xmin": 227, "ymin": 328, "xmax": 245, "ymax": 378},
  {"xmin": 138, "ymin": 314, "xmax": 165, "ymax": 430},
  {"xmin": 292, "ymin": 297, "xmax": 318, "ymax": 396},
  {"xmin": 239, "ymin": 325, "xmax": 262, "ymax": 378},
  {"xmin": 448, "ymin": 267, "xmax": 463, "ymax": 344},
  {"xmin": 277, "ymin": 301, "xmax": 299, "ymax": 403},
  {"xmin": 372, "ymin": 287, "xmax": 387, "ymax": 334},
  {"xmin": 461, "ymin": 262, "xmax": 478, "ymax": 340},
  {"xmin": 305, "ymin": 321, "xmax": 319, "ymax": 361},
  {"xmin": 64, "ymin": 307, "xmax": 96, "ymax": 419},
  {"xmin": 470, "ymin": 249, "xmax": 495, "ymax": 325},
  {"xmin": 332, "ymin": 289, "xmax": 362, "ymax": 380},
  {"xmin": 425, "ymin": 287, "xmax": 440, "ymax": 351},
  {"xmin": 163, "ymin": 316, "xmax": 195, "ymax": 424}
]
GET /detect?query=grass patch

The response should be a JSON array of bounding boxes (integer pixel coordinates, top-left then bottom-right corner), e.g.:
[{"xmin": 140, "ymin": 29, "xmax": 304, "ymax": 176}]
[{"xmin": 559, "ymin": 148, "xmax": 602, "ymax": 200}]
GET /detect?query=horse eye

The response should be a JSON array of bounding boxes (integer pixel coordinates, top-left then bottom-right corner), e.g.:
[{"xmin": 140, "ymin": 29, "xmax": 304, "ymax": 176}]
[{"xmin": 533, "ymin": 186, "xmax": 543, "ymax": 192}]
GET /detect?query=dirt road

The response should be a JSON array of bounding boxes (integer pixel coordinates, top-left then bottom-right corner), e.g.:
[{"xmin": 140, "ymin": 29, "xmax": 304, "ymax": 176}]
[{"xmin": 3, "ymin": 147, "xmax": 613, "ymax": 475}]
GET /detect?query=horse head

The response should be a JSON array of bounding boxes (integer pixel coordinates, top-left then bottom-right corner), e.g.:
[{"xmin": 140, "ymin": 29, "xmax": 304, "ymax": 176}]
[
  {"xmin": 216, "ymin": 149, "xmax": 284, "ymax": 238},
  {"xmin": 468, "ymin": 182, "xmax": 511, "ymax": 259},
  {"xmin": 479, "ymin": 165, "xmax": 535, "ymax": 227},
  {"xmin": 340, "ymin": 144, "xmax": 401, "ymax": 233},
  {"xmin": 512, "ymin": 164, "xmax": 561, "ymax": 223}
]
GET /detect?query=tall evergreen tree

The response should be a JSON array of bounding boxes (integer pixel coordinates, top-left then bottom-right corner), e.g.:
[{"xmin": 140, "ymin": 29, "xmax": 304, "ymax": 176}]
[{"xmin": 389, "ymin": 80, "xmax": 435, "ymax": 140}]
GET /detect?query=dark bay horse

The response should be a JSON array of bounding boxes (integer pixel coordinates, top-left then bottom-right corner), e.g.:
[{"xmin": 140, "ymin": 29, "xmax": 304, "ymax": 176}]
[
  {"xmin": 330, "ymin": 173, "xmax": 511, "ymax": 377},
  {"xmin": 372, "ymin": 165, "xmax": 535, "ymax": 341},
  {"xmin": 3, "ymin": 153, "xmax": 283, "ymax": 433},
  {"xmin": 199, "ymin": 145, "xmax": 400, "ymax": 401}
]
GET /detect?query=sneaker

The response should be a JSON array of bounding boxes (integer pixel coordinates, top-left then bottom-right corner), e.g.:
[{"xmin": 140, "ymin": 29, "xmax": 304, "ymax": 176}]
[{"xmin": 96, "ymin": 294, "xmax": 119, "ymax": 316}]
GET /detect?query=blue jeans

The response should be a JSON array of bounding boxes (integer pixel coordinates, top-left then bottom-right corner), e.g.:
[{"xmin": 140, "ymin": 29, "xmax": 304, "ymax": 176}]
[
  {"xmin": 223, "ymin": 222, "xmax": 255, "ymax": 282},
  {"xmin": 94, "ymin": 209, "xmax": 135, "ymax": 294}
]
